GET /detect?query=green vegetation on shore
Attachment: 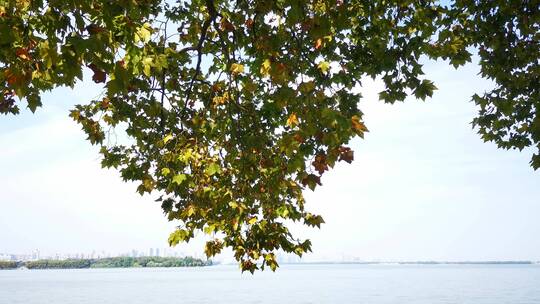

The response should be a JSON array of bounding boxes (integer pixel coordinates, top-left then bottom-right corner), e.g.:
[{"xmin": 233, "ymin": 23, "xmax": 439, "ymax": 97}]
[
  {"xmin": 0, "ymin": 261, "xmax": 18, "ymax": 270},
  {"xmin": 90, "ymin": 256, "xmax": 210, "ymax": 268},
  {"xmin": 2, "ymin": 256, "xmax": 210, "ymax": 270}
]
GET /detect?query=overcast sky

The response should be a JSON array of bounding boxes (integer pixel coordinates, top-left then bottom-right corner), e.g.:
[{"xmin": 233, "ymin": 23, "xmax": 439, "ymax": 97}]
[{"xmin": 1, "ymin": 58, "xmax": 539, "ymax": 262}]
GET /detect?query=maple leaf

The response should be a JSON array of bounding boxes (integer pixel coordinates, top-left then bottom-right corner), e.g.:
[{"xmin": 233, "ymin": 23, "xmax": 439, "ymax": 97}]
[
  {"xmin": 86, "ymin": 24, "xmax": 105, "ymax": 35},
  {"xmin": 312, "ymin": 154, "xmax": 329, "ymax": 174},
  {"xmin": 220, "ymin": 19, "xmax": 235, "ymax": 31},
  {"xmin": 318, "ymin": 61, "xmax": 330, "ymax": 73},
  {"xmin": 315, "ymin": 38, "xmax": 323, "ymax": 49},
  {"xmin": 301, "ymin": 174, "xmax": 322, "ymax": 191},
  {"xmin": 351, "ymin": 115, "xmax": 368, "ymax": 135},
  {"xmin": 293, "ymin": 133, "xmax": 304, "ymax": 143},
  {"xmin": 286, "ymin": 112, "xmax": 299, "ymax": 127},
  {"xmin": 88, "ymin": 63, "xmax": 106, "ymax": 83},
  {"xmin": 172, "ymin": 174, "xmax": 187, "ymax": 185},
  {"xmin": 338, "ymin": 146, "xmax": 354, "ymax": 163},
  {"xmin": 260, "ymin": 59, "xmax": 271, "ymax": 76},
  {"xmin": 4, "ymin": 69, "xmax": 18, "ymax": 86},
  {"xmin": 230, "ymin": 63, "xmax": 244, "ymax": 75},
  {"xmin": 16, "ymin": 48, "xmax": 30, "ymax": 60}
]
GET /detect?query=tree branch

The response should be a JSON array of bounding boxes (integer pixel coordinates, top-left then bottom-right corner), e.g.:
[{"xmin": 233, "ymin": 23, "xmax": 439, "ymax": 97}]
[{"xmin": 182, "ymin": 0, "xmax": 218, "ymax": 119}]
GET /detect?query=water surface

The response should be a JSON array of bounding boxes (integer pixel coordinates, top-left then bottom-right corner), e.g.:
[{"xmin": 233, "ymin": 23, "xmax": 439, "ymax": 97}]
[{"xmin": 1, "ymin": 264, "xmax": 539, "ymax": 303}]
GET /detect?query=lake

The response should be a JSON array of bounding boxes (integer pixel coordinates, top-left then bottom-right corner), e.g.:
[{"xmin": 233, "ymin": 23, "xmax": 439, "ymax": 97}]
[{"xmin": 1, "ymin": 264, "xmax": 539, "ymax": 303}]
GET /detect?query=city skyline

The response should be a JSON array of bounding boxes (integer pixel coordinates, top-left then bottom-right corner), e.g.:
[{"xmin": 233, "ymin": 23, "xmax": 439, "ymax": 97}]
[{"xmin": 0, "ymin": 246, "xmax": 204, "ymax": 262}]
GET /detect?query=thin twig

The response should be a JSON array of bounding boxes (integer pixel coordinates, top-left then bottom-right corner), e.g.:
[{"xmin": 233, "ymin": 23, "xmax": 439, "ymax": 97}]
[{"xmin": 182, "ymin": 0, "xmax": 218, "ymax": 117}]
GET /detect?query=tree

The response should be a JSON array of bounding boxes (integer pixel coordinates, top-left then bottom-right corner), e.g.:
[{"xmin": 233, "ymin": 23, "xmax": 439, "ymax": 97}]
[{"xmin": 1, "ymin": 0, "xmax": 538, "ymax": 272}]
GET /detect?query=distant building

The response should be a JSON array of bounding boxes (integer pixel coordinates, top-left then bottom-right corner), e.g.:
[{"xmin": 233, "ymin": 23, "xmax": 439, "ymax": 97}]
[{"xmin": 0, "ymin": 253, "xmax": 11, "ymax": 261}]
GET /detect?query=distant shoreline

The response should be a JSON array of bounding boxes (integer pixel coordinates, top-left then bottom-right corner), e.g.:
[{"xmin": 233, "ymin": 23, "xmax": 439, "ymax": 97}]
[
  {"xmin": 2, "ymin": 259, "xmax": 538, "ymax": 270},
  {"xmin": 213, "ymin": 261, "xmax": 539, "ymax": 266},
  {"xmin": 280, "ymin": 261, "xmax": 539, "ymax": 265},
  {"xmin": 0, "ymin": 256, "xmax": 211, "ymax": 270}
]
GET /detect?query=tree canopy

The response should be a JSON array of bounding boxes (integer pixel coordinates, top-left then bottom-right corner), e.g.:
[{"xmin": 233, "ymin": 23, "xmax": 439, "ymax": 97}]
[{"xmin": 1, "ymin": 0, "xmax": 539, "ymax": 272}]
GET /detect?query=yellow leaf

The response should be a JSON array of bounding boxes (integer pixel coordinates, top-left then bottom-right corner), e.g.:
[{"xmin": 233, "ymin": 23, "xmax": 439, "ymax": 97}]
[
  {"xmin": 15, "ymin": 0, "xmax": 30, "ymax": 10},
  {"xmin": 186, "ymin": 205, "xmax": 195, "ymax": 216},
  {"xmin": 260, "ymin": 59, "xmax": 271, "ymax": 76},
  {"xmin": 248, "ymin": 217, "xmax": 257, "ymax": 225},
  {"xmin": 287, "ymin": 112, "xmax": 299, "ymax": 127},
  {"xmin": 163, "ymin": 134, "xmax": 173, "ymax": 144},
  {"xmin": 230, "ymin": 63, "xmax": 244, "ymax": 75},
  {"xmin": 318, "ymin": 61, "xmax": 330, "ymax": 73},
  {"xmin": 213, "ymin": 92, "xmax": 229, "ymax": 105},
  {"xmin": 351, "ymin": 115, "xmax": 368, "ymax": 134},
  {"xmin": 136, "ymin": 22, "xmax": 153, "ymax": 44},
  {"xmin": 143, "ymin": 64, "xmax": 151, "ymax": 77},
  {"xmin": 204, "ymin": 224, "xmax": 216, "ymax": 235}
]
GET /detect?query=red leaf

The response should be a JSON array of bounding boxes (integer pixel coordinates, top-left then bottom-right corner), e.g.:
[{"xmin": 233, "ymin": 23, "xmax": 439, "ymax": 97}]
[
  {"xmin": 314, "ymin": 38, "xmax": 323, "ymax": 50},
  {"xmin": 88, "ymin": 63, "xmax": 106, "ymax": 83},
  {"xmin": 338, "ymin": 146, "xmax": 354, "ymax": 163},
  {"xmin": 312, "ymin": 154, "xmax": 328, "ymax": 174}
]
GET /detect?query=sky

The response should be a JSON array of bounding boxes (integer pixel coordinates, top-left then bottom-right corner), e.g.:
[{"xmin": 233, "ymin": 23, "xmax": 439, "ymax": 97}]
[{"xmin": 1, "ymin": 58, "xmax": 540, "ymax": 262}]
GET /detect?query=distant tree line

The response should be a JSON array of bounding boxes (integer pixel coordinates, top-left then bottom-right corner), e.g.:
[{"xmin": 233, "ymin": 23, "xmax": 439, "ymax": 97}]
[
  {"xmin": 0, "ymin": 261, "xmax": 18, "ymax": 269},
  {"xmin": 90, "ymin": 256, "xmax": 210, "ymax": 268},
  {"xmin": 25, "ymin": 259, "xmax": 93, "ymax": 269},
  {"xmin": 396, "ymin": 261, "xmax": 534, "ymax": 265},
  {"xmin": 1, "ymin": 256, "xmax": 210, "ymax": 270}
]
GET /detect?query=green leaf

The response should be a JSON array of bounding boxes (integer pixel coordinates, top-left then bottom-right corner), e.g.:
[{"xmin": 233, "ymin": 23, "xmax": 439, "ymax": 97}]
[
  {"xmin": 413, "ymin": 80, "xmax": 437, "ymax": 100},
  {"xmin": 205, "ymin": 163, "xmax": 221, "ymax": 176},
  {"xmin": 26, "ymin": 94, "xmax": 42, "ymax": 113},
  {"xmin": 163, "ymin": 134, "xmax": 173, "ymax": 144},
  {"xmin": 172, "ymin": 174, "xmax": 187, "ymax": 185},
  {"xmin": 168, "ymin": 229, "xmax": 190, "ymax": 246},
  {"xmin": 161, "ymin": 168, "xmax": 171, "ymax": 176}
]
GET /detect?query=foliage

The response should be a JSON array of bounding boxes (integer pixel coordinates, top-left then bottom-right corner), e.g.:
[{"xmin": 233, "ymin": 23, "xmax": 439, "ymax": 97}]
[
  {"xmin": 25, "ymin": 259, "xmax": 93, "ymax": 269},
  {"xmin": 90, "ymin": 256, "xmax": 210, "ymax": 268},
  {"xmin": 1, "ymin": 0, "xmax": 538, "ymax": 272},
  {"xmin": 0, "ymin": 260, "xmax": 18, "ymax": 269},
  {"xmin": 22, "ymin": 256, "xmax": 208, "ymax": 269}
]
